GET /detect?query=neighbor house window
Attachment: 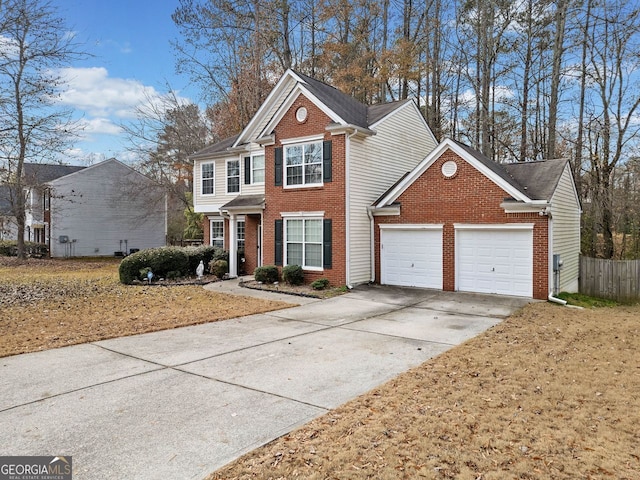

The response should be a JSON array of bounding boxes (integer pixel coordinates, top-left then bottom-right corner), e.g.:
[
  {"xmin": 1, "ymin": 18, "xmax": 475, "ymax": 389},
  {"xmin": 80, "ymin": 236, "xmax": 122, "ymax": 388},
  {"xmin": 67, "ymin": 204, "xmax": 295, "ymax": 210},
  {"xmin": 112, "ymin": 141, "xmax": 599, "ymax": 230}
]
[
  {"xmin": 227, "ymin": 159, "xmax": 240, "ymax": 193},
  {"xmin": 252, "ymin": 154, "xmax": 265, "ymax": 184},
  {"xmin": 210, "ymin": 219, "xmax": 224, "ymax": 248},
  {"xmin": 202, "ymin": 163, "xmax": 215, "ymax": 195},
  {"xmin": 285, "ymin": 218, "xmax": 322, "ymax": 268},
  {"xmin": 285, "ymin": 142, "xmax": 322, "ymax": 187}
]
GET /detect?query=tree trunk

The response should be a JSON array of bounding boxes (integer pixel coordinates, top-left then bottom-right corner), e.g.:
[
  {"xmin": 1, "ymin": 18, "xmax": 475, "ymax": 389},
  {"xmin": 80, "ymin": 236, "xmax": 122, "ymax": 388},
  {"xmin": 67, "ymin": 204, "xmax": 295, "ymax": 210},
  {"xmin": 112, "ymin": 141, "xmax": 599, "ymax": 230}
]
[{"xmin": 547, "ymin": 0, "xmax": 567, "ymax": 160}]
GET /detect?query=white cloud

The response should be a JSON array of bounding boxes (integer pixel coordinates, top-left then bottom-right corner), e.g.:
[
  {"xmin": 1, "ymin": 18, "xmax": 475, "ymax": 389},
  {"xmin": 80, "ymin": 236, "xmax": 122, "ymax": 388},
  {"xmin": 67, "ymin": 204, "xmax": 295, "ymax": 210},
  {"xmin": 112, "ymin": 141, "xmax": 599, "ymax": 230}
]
[
  {"xmin": 57, "ymin": 66, "xmax": 161, "ymax": 118},
  {"xmin": 77, "ymin": 117, "xmax": 123, "ymax": 136}
]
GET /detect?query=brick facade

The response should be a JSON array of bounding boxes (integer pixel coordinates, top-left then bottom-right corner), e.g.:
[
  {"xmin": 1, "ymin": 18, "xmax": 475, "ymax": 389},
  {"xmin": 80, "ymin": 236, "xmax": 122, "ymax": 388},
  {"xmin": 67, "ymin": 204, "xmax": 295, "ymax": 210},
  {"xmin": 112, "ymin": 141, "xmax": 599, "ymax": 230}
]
[
  {"xmin": 262, "ymin": 96, "xmax": 348, "ymax": 286},
  {"xmin": 374, "ymin": 150, "xmax": 549, "ymax": 299}
]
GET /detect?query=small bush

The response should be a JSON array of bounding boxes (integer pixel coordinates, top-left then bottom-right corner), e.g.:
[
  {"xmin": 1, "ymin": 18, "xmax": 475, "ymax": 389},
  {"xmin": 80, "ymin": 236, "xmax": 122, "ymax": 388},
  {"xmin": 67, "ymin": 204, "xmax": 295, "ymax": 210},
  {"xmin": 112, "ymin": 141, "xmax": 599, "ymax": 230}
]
[
  {"xmin": 282, "ymin": 265, "xmax": 304, "ymax": 285},
  {"xmin": 119, "ymin": 247, "xmax": 189, "ymax": 284},
  {"xmin": 209, "ymin": 259, "xmax": 228, "ymax": 279},
  {"xmin": 0, "ymin": 240, "xmax": 49, "ymax": 257},
  {"xmin": 185, "ymin": 245, "xmax": 226, "ymax": 275},
  {"xmin": 311, "ymin": 278, "xmax": 330, "ymax": 290},
  {"xmin": 254, "ymin": 265, "xmax": 279, "ymax": 284}
]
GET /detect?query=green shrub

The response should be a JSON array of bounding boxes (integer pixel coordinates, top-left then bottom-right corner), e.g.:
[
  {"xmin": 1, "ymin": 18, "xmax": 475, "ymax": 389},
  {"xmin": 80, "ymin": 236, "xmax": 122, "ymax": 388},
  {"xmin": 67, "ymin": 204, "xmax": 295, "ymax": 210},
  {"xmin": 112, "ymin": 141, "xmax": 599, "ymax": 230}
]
[
  {"xmin": 209, "ymin": 259, "xmax": 228, "ymax": 278},
  {"xmin": 282, "ymin": 264, "xmax": 304, "ymax": 285},
  {"xmin": 0, "ymin": 241, "xmax": 48, "ymax": 257},
  {"xmin": 119, "ymin": 247, "xmax": 189, "ymax": 284},
  {"xmin": 311, "ymin": 278, "xmax": 330, "ymax": 290},
  {"xmin": 185, "ymin": 245, "xmax": 225, "ymax": 275},
  {"xmin": 254, "ymin": 265, "xmax": 279, "ymax": 284}
]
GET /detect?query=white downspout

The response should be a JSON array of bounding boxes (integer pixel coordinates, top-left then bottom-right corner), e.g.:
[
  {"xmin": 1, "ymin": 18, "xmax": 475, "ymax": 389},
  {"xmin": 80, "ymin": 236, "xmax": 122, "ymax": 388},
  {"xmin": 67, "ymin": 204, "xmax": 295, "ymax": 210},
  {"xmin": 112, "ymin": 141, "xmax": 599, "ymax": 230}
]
[
  {"xmin": 546, "ymin": 209, "xmax": 566, "ymax": 305},
  {"xmin": 367, "ymin": 206, "xmax": 375, "ymax": 283}
]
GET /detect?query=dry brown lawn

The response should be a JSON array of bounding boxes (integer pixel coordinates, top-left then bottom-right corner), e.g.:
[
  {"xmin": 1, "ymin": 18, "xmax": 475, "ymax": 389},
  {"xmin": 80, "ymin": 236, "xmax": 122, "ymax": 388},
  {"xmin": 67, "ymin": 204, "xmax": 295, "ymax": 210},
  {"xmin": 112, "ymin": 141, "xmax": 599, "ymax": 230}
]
[
  {"xmin": 207, "ymin": 304, "xmax": 640, "ymax": 480},
  {"xmin": 0, "ymin": 257, "xmax": 293, "ymax": 358},
  {"xmin": 2, "ymin": 258, "xmax": 639, "ymax": 479}
]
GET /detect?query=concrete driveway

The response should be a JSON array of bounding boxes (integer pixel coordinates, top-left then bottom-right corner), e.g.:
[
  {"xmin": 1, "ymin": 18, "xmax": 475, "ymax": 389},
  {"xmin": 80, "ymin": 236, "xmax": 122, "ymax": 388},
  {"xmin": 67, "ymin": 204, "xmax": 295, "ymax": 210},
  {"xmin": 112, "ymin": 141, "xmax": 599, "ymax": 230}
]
[{"xmin": 0, "ymin": 282, "xmax": 530, "ymax": 480}]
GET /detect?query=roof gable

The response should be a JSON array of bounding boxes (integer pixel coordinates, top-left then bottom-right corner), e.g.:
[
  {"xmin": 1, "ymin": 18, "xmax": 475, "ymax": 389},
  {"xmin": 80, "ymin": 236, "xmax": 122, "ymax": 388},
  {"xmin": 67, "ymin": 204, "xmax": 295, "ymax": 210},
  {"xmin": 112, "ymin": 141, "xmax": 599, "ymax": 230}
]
[
  {"xmin": 375, "ymin": 139, "xmax": 535, "ymax": 208},
  {"xmin": 47, "ymin": 158, "xmax": 154, "ymax": 186}
]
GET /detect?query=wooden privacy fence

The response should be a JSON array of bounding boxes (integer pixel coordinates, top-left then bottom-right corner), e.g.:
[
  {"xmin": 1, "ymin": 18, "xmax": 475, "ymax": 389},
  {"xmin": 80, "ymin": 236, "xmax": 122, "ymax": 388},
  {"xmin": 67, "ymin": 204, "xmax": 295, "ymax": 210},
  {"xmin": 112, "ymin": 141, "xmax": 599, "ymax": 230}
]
[{"xmin": 579, "ymin": 256, "xmax": 640, "ymax": 303}]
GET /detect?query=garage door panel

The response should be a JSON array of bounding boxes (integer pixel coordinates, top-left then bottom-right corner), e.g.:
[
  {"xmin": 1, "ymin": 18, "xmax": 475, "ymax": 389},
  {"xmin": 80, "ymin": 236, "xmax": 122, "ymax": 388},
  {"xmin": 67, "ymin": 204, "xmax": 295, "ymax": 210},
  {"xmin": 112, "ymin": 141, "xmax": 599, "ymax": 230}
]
[
  {"xmin": 381, "ymin": 228, "xmax": 442, "ymax": 289},
  {"xmin": 457, "ymin": 228, "xmax": 533, "ymax": 297}
]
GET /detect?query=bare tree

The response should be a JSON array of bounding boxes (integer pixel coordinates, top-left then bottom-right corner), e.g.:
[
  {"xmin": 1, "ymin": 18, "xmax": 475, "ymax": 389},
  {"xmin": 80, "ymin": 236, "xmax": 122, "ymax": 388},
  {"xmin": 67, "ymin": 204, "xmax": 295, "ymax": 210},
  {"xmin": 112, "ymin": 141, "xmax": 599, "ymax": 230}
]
[
  {"xmin": 582, "ymin": 1, "xmax": 640, "ymax": 258},
  {"xmin": 120, "ymin": 89, "xmax": 211, "ymax": 243},
  {"xmin": 0, "ymin": 0, "xmax": 85, "ymax": 258}
]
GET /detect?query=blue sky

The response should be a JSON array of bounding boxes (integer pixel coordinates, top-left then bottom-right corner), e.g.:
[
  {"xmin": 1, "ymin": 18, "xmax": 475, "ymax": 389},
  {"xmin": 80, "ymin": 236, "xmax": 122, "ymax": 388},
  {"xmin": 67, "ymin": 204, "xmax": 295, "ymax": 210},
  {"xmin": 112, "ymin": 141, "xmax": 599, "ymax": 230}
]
[{"xmin": 51, "ymin": 0, "xmax": 196, "ymax": 165}]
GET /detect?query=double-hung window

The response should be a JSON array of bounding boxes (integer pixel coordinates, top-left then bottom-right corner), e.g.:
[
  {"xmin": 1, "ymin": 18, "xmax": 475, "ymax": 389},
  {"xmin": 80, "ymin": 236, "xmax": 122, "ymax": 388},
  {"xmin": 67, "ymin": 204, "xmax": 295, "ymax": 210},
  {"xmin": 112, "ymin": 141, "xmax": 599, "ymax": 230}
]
[
  {"xmin": 227, "ymin": 159, "xmax": 240, "ymax": 193},
  {"xmin": 201, "ymin": 163, "xmax": 215, "ymax": 195},
  {"xmin": 285, "ymin": 218, "xmax": 323, "ymax": 269},
  {"xmin": 210, "ymin": 219, "xmax": 224, "ymax": 248},
  {"xmin": 252, "ymin": 155, "xmax": 265, "ymax": 184},
  {"xmin": 285, "ymin": 141, "xmax": 322, "ymax": 187}
]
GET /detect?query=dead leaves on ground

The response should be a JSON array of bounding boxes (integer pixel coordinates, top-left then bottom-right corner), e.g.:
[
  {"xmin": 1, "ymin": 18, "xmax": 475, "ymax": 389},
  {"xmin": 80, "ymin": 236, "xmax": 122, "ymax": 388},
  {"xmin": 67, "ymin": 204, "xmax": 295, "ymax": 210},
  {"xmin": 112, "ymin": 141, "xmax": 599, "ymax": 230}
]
[
  {"xmin": 0, "ymin": 259, "xmax": 292, "ymax": 357},
  {"xmin": 208, "ymin": 303, "xmax": 640, "ymax": 480}
]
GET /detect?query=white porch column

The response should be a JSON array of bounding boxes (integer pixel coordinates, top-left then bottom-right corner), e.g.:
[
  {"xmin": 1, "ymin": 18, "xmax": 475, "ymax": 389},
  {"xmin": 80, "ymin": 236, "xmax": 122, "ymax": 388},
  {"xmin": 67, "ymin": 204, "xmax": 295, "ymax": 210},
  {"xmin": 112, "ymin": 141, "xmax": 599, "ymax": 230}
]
[{"xmin": 228, "ymin": 214, "xmax": 237, "ymax": 278}]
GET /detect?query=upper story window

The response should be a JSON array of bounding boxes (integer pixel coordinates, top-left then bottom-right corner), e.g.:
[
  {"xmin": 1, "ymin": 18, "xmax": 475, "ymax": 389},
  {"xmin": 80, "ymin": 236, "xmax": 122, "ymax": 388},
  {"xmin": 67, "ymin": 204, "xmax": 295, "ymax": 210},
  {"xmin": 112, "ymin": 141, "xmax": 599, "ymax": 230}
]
[
  {"xmin": 252, "ymin": 154, "xmax": 265, "ymax": 184},
  {"xmin": 201, "ymin": 163, "xmax": 215, "ymax": 195},
  {"xmin": 285, "ymin": 141, "xmax": 322, "ymax": 187},
  {"xmin": 227, "ymin": 159, "xmax": 240, "ymax": 194}
]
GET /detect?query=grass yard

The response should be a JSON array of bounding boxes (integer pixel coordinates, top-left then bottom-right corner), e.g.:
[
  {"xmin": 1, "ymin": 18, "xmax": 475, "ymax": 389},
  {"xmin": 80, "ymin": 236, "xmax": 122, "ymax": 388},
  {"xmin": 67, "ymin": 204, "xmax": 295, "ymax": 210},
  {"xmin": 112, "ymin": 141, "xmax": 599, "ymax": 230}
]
[
  {"xmin": 207, "ymin": 303, "xmax": 640, "ymax": 479},
  {"xmin": 0, "ymin": 257, "xmax": 294, "ymax": 357}
]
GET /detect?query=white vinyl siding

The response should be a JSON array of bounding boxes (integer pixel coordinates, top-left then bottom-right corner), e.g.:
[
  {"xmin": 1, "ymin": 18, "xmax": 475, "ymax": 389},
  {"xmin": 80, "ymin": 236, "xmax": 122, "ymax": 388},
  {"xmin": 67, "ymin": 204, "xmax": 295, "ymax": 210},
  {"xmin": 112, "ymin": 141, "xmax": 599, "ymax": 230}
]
[
  {"xmin": 551, "ymin": 164, "xmax": 581, "ymax": 292},
  {"xmin": 47, "ymin": 159, "xmax": 166, "ymax": 257},
  {"xmin": 193, "ymin": 153, "xmax": 265, "ymax": 214},
  {"xmin": 347, "ymin": 102, "xmax": 438, "ymax": 286}
]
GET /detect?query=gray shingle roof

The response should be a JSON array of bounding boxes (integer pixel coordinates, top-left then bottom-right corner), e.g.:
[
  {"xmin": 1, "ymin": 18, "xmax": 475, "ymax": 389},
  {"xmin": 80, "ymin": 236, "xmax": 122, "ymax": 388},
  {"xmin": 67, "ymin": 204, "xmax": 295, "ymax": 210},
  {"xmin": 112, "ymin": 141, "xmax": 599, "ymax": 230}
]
[
  {"xmin": 191, "ymin": 134, "xmax": 241, "ymax": 159},
  {"xmin": 295, "ymin": 71, "xmax": 411, "ymax": 128},
  {"xmin": 221, "ymin": 194, "xmax": 265, "ymax": 210},
  {"xmin": 503, "ymin": 159, "xmax": 568, "ymax": 201},
  {"xmin": 450, "ymin": 140, "xmax": 568, "ymax": 200},
  {"xmin": 23, "ymin": 163, "xmax": 86, "ymax": 185}
]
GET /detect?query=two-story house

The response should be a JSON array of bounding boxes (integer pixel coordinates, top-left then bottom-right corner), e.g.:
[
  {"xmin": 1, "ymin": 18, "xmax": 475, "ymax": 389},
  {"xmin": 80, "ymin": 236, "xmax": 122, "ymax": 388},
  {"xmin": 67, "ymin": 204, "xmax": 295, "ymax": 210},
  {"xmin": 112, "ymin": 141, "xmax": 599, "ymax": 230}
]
[
  {"xmin": 192, "ymin": 69, "xmax": 438, "ymax": 286},
  {"xmin": 193, "ymin": 70, "xmax": 581, "ymax": 300},
  {"xmin": 4, "ymin": 159, "xmax": 167, "ymax": 257}
]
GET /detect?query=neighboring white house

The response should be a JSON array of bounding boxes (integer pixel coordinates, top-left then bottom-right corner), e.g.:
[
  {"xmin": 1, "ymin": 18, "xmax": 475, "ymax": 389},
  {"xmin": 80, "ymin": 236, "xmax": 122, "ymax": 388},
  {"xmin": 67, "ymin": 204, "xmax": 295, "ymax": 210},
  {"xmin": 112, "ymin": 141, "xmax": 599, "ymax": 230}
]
[{"xmin": 46, "ymin": 158, "xmax": 167, "ymax": 257}]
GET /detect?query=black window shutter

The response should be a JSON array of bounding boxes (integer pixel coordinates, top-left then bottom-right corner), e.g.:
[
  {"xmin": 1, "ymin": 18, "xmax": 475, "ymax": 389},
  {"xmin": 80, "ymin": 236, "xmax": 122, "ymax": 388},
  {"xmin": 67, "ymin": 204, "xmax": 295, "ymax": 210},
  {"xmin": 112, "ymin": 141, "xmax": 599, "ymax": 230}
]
[
  {"xmin": 274, "ymin": 147, "xmax": 283, "ymax": 186},
  {"xmin": 244, "ymin": 156, "xmax": 251, "ymax": 184},
  {"xmin": 275, "ymin": 219, "xmax": 283, "ymax": 266},
  {"xmin": 322, "ymin": 140, "xmax": 332, "ymax": 182},
  {"xmin": 323, "ymin": 219, "xmax": 332, "ymax": 269}
]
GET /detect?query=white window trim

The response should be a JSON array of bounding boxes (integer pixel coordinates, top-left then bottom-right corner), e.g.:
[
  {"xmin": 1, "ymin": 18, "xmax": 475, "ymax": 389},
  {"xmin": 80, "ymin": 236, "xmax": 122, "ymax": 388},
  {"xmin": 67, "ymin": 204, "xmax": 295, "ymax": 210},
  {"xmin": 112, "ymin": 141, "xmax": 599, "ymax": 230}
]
[
  {"xmin": 284, "ymin": 215, "xmax": 324, "ymax": 271},
  {"xmin": 226, "ymin": 158, "xmax": 241, "ymax": 194},
  {"xmin": 201, "ymin": 162, "xmax": 215, "ymax": 196},
  {"xmin": 280, "ymin": 133, "xmax": 324, "ymax": 145},
  {"xmin": 250, "ymin": 153, "xmax": 265, "ymax": 185},
  {"xmin": 283, "ymin": 140, "xmax": 324, "ymax": 189},
  {"xmin": 453, "ymin": 223, "xmax": 534, "ymax": 231}
]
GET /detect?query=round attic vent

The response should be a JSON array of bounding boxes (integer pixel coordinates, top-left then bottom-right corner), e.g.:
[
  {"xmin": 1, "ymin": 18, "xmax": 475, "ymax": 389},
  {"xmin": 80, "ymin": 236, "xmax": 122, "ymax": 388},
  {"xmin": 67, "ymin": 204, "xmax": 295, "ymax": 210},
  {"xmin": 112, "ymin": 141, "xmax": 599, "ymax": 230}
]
[
  {"xmin": 295, "ymin": 106, "xmax": 308, "ymax": 123},
  {"xmin": 442, "ymin": 160, "xmax": 458, "ymax": 178}
]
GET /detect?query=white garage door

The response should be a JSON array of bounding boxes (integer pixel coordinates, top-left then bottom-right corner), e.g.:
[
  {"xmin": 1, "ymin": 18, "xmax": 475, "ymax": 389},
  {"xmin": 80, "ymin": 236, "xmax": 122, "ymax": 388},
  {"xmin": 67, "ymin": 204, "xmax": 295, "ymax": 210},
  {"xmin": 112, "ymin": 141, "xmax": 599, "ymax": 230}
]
[
  {"xmin": 381, "ymin": 226, "xmax": 442, "ymax": 289},
  {"xmin": 456, "ymin": 226, "xmax": 533, "ymax": 297}
]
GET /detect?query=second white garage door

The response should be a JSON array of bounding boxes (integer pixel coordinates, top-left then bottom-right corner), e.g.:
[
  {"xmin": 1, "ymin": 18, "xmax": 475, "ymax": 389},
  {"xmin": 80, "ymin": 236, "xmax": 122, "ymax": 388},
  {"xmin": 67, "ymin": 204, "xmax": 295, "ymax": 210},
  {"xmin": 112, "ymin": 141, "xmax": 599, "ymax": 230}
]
[
  {"xmin": 456, "ymin": 225, "xmax": 533, "ymax": 297},
  {"xmin": 380, "ymin": 226, "xmax": 443, "ymax": 289}
]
